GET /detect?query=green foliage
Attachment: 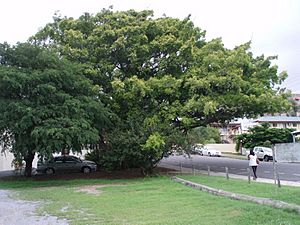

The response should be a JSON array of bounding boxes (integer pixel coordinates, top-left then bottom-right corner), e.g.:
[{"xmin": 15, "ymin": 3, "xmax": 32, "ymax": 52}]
[
  {"xmin": 30, "ymin": 8, "xmax": 290, "ymax": 173},
  {"xmin": 0, "ymin": 43, "xmax": 111, "ymax": 176},
  {"xmin": 235, "ymin": 123, "xmax": 294, "ymax": 150},
  {"xmin": 187, "ymin": 126, "xmax": 221, "ymax": 145}
]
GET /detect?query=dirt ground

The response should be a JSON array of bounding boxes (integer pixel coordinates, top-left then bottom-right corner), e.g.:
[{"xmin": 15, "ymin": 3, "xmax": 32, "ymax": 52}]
[
  {"xmin": 0, "ymin": 167, "xmax": 174, "ymax": 181},
  {"xmin": 0, "ymin": 167, "xmax": 174, "ymax": 225},
  {"xmin": 0, "ymin": 189, "xmax": 69, "ymax": 225}
]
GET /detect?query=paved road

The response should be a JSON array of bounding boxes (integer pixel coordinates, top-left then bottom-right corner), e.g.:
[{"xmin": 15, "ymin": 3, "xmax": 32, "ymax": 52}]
[{"xmin": 161, "ymin": 155, "xmax": 300, "ymax": 183}]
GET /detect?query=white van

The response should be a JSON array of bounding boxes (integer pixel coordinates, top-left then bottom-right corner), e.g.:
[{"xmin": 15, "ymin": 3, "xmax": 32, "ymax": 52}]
[{"xmin": 253, "ymin": 146, "xmax": 273, "ymax": 162}]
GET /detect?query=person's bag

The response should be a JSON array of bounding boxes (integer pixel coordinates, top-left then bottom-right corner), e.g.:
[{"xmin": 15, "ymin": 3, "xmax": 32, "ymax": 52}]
[{"xmin": 256, "ymin": 158, "xmax": 260, "ymax": 164}]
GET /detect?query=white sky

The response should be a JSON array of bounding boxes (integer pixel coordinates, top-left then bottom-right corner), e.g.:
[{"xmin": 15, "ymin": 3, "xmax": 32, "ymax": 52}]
[{"xmin": 1, "ymin": 0, "xmax": 299, "ymax": 92}]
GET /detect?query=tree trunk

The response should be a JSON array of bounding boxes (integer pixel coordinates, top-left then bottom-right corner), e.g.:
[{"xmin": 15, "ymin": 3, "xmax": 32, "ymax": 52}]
[{"xmin": 24, "ymin": 152, "xmax": 35, "ymax": 177}]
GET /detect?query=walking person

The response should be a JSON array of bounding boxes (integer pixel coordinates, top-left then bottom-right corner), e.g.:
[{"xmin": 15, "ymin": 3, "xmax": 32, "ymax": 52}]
[{"xmin": 248, "ymin": 149, "xmax": 259, "ymax": 180}]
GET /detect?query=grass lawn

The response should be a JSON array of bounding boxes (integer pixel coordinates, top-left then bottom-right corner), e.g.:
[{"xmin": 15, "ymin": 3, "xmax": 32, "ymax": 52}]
[
  {"xmin": 178, "ymin": 174, "xmax": 300, "ymax": 205},
  {"xmin": 0, "ymin": 175, "xmax": 299, "ymax": 225}
]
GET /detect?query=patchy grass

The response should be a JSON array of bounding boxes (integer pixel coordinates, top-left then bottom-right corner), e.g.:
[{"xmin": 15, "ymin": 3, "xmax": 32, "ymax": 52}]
[{"xmin": 0, "ymin": 176, "xmax": 299, "ymax": 225}]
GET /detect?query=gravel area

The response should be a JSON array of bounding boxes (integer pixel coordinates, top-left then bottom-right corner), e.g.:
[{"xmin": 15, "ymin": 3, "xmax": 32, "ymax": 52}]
[{"xmin": 0, "ymin": 190, "xmax": 69, "ymax": 225}]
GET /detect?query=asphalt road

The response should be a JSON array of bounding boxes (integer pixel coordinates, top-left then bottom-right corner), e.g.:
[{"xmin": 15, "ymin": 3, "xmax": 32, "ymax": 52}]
[{"xmin": 161, "ymin": 155, "xmax": 300, "ymax": 183}]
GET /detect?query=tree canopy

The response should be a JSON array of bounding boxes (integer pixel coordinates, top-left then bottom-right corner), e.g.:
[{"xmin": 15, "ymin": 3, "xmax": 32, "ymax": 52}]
[
  {"xmin": 235, "ymin": 123, "xmax": 294, "ymax": 150},
  {"xmin": 0, "ymin": 43, "xmax": 111, "ymax": 176},
  {"xmin": 0, "ymin": 8, "xmax": 291, "ymax": 174}
]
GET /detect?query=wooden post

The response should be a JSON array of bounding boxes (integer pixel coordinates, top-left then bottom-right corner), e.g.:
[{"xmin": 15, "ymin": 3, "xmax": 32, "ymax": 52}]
[
  {"xmin": 277, "ymin": 172, "xmax": 281, "ymax": 188},
  {"xmin": 180, "ymin": 163, "xmax": 182, "ymax": 174},
  {"xmin": 272, "ymin": 146, "xmax": 277, "ymax": 185},
  {"xmin": 247, "ymin": 168, "xmax": 251, "ymax": 184},
  {"xmin": 207, "ymin": 165, "xmax": 210, "ymax": 176},
  {"xmin": 225, "ymin": 167, "xmax": 229, "ymax": 180}
]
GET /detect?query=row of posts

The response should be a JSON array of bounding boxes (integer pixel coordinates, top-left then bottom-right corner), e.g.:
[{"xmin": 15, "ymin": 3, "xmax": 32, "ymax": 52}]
[{"xmin": 179, "ymin": 162, "xmax": 281, "ymax": 187}]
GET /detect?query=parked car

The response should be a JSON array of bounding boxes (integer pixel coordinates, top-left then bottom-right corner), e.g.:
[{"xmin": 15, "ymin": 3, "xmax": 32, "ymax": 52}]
[
  {"xmin": 37, "ymin": 155, "xmax": 97, "ymax": 174},
  {"xmin": 201, "ymin": 147, "xmax": 222, "ymax": 157},
  {"xmin": 192, "ymin": 145, "xmax": 204, "ymax": 155},
  {"xmin": 253, "ymin": 146, "xmax": 273, "ymax": 162}
]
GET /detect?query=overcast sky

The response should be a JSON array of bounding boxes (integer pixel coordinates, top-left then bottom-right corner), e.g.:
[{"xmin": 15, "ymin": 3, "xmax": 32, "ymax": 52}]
[{"xmin": 1, "ymin": 0, "xmax": 299, "ymax": 93}]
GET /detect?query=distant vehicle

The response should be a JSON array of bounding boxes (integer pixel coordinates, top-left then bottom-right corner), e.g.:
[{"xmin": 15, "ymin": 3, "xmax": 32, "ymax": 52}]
[
  {"xmin": 253, "ymin": 146, "xmax": 273, "ymax": 162},
  {"xmin": 192, "ymin": 145, "xmax": 204, "ymax": 155},
  {"xmin": 37, "ymin": 155, "xmax": 97, "ymax": 174},
  {"xmin": 201, "ymin": 147, "xmax": 222, "ymax": 157}
]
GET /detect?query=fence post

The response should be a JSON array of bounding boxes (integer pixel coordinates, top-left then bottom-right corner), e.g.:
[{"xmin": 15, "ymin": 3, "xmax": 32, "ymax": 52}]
[
  {"xmin": 247, "ymin": 168, "xmax": 251, "ymax": 184},
  {"xmin": 225, "ymin": 167, "xmax": 229, "ymax": 180},
  {"xmin": 180, "ymin": 163, "xmax": 182, "ymax": 174},
  {"xmin": 277, "ymin": 172, "xmax": 281, "ymax": 188},
  {"xmin": 207, "ymin": 165, "xmax": 210, "ymax": 176},
  {"xmin": 272, "ymin": 146, "xmax": 277, "ymax": 185}
]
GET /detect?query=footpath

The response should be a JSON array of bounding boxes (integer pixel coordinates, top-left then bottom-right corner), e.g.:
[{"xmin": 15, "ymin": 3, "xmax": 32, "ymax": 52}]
[{"xmin": 159, "ymin": 161, "xmax": 300, "ymax": 187}]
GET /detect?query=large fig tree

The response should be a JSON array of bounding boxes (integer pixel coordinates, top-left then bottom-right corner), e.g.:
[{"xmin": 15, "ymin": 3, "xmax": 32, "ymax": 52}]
[{"xmin": 28, "ymin": 9, "xmax": 290, "ymax": 173}]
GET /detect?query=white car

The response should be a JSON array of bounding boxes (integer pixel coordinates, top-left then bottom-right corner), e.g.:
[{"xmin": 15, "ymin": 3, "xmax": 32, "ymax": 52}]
[
  {"xmin": 253, "ymin": 146, "xmax": 273, "ymax": 162},
  {"xmin": 201, "ymin": 148, "xmax": 221, "ymax": 157}
]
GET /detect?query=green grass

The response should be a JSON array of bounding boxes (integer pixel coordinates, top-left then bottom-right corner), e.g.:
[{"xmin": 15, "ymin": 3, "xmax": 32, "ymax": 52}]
[
  {"xmin": 0, "ymin": 176, "xmax": 299, "ymax": 225},
  {"xmin": 178, "ymin": 175, "xmax": 300, "ymax": 205}
]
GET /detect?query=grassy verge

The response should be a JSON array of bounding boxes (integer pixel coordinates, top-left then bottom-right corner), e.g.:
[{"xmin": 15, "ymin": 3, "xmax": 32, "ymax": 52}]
[
  {"xmin": 0, "ymin": 176, "xmax": 299, "ymax": 225},
  {"xmin": 178, "ymin": 174, "xmax": 300, "ymax": 205}
]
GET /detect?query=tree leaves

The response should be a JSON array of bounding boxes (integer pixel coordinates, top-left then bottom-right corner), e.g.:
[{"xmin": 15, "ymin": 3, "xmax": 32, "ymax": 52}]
[
  {"xmin": 0, "ymin": 44, "xmax": 111, "ymax": 173},
  {"xmin": 236, "ymin": 123, "xmax": 294, "ymax": 149},
  {"xmin": 23, "ymin": 8, "xmax": 291, "ymax": 172}
]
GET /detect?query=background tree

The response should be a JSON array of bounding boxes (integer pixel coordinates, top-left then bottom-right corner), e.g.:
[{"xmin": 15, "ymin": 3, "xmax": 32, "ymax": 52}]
[
  {"xmin": 0, "ymin": 43, "xmax": 111, "ymax": 176},
  {"xmin": 186, "ymin": 126, "xmax": 221, "ymax": 145},
  {"xmin": 30, "ymin": 8, "xmax": 290, "ymax": 173},
  {"xmin": 287, "ymin": 97, "xmax": 300, "ymax": 116},
  {"xmin": 235, "ymin": 123, "xmax": 294, "ymax": 151}
]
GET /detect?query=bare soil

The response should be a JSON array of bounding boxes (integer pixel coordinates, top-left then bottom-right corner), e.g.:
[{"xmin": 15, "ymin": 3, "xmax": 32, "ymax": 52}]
[
  {"xmin": 0, "ymin": 167, "xmax": 174, "ymax": 181},
  {"xmin": 0, "ymin": 167, "xmax": 174, "ymax": 225}
]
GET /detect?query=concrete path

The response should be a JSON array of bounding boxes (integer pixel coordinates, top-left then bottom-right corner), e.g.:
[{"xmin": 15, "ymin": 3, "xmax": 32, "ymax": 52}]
[
  {"xmin": 159, "ymin": 162, "xmax": 300, "ymax": 187},
  {"xmin": 0, "ymin": 190, "xmax": 69, "ymax": 225}
]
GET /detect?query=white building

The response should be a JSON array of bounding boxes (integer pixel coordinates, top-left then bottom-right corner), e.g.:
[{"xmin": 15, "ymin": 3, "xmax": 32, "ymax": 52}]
[{"xmin": 255, "ymin": 116, "xmax": 300, "ymax": 131}]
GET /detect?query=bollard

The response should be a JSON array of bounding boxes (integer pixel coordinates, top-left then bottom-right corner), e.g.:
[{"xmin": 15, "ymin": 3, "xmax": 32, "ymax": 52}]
[
  {"xmin": 247, "ymin": 168, "xmax": 251, "ymax": 184},
  {"xmin": 225, "ymin": 167, "xmax": 229, "ymax": 180},
  {"xmin": 192, "ymin": 165, "xmax": 195, "ymax": 176},
  {"xmin": 207, "ymin": 165, "xmax": 210, "ymax": 176}
]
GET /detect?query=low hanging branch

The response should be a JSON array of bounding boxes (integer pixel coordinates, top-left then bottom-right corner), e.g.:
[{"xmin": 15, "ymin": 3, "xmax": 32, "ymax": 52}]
[{"xmin": 172, "ymin": 177, "xmax": 300, "ymax": 214}]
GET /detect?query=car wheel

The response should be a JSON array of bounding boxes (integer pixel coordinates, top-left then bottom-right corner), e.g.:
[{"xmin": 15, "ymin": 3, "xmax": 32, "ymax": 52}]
[
  {"xmin": 208, "ymin": 152, "xmax": 211, "ymax": 156},
  {"xmin": 45, "ymin": 168, "xmax": 54, "ymax": 174},
  {"xmin": 83, "ymin": 167, "xmax": 91, "ymax": 174},
  {"xmin": 263, "ymin": 155, "xmax": 269, "ymax": 162}
]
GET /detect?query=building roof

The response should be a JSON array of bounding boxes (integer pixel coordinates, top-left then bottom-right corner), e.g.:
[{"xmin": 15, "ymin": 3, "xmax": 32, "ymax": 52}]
[{"xmin": 255, "ymin": 116, "xmax": 300, "ymax": 123}]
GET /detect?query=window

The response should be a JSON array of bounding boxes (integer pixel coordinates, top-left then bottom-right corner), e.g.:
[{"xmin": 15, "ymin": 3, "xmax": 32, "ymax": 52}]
[
  {"xmin": 65, "ymin": 156, "xmax": 81, "ymax": 163},
  {"xmin": 272, "ymin": 123, "xmax": 277, "ymax": 127},
  {"xmin": 293, "ymin": 123, "xmax": 297, "ymax": 127},
  {"xmin": 54, "ymin": 157, "xmax": 64, "ymax": 163}
]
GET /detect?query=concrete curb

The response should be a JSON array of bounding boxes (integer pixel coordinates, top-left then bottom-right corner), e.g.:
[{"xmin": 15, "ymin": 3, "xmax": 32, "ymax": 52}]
[{"xmin": 172, "ymin": 176, "xmax": 300, "ymax": 214}]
